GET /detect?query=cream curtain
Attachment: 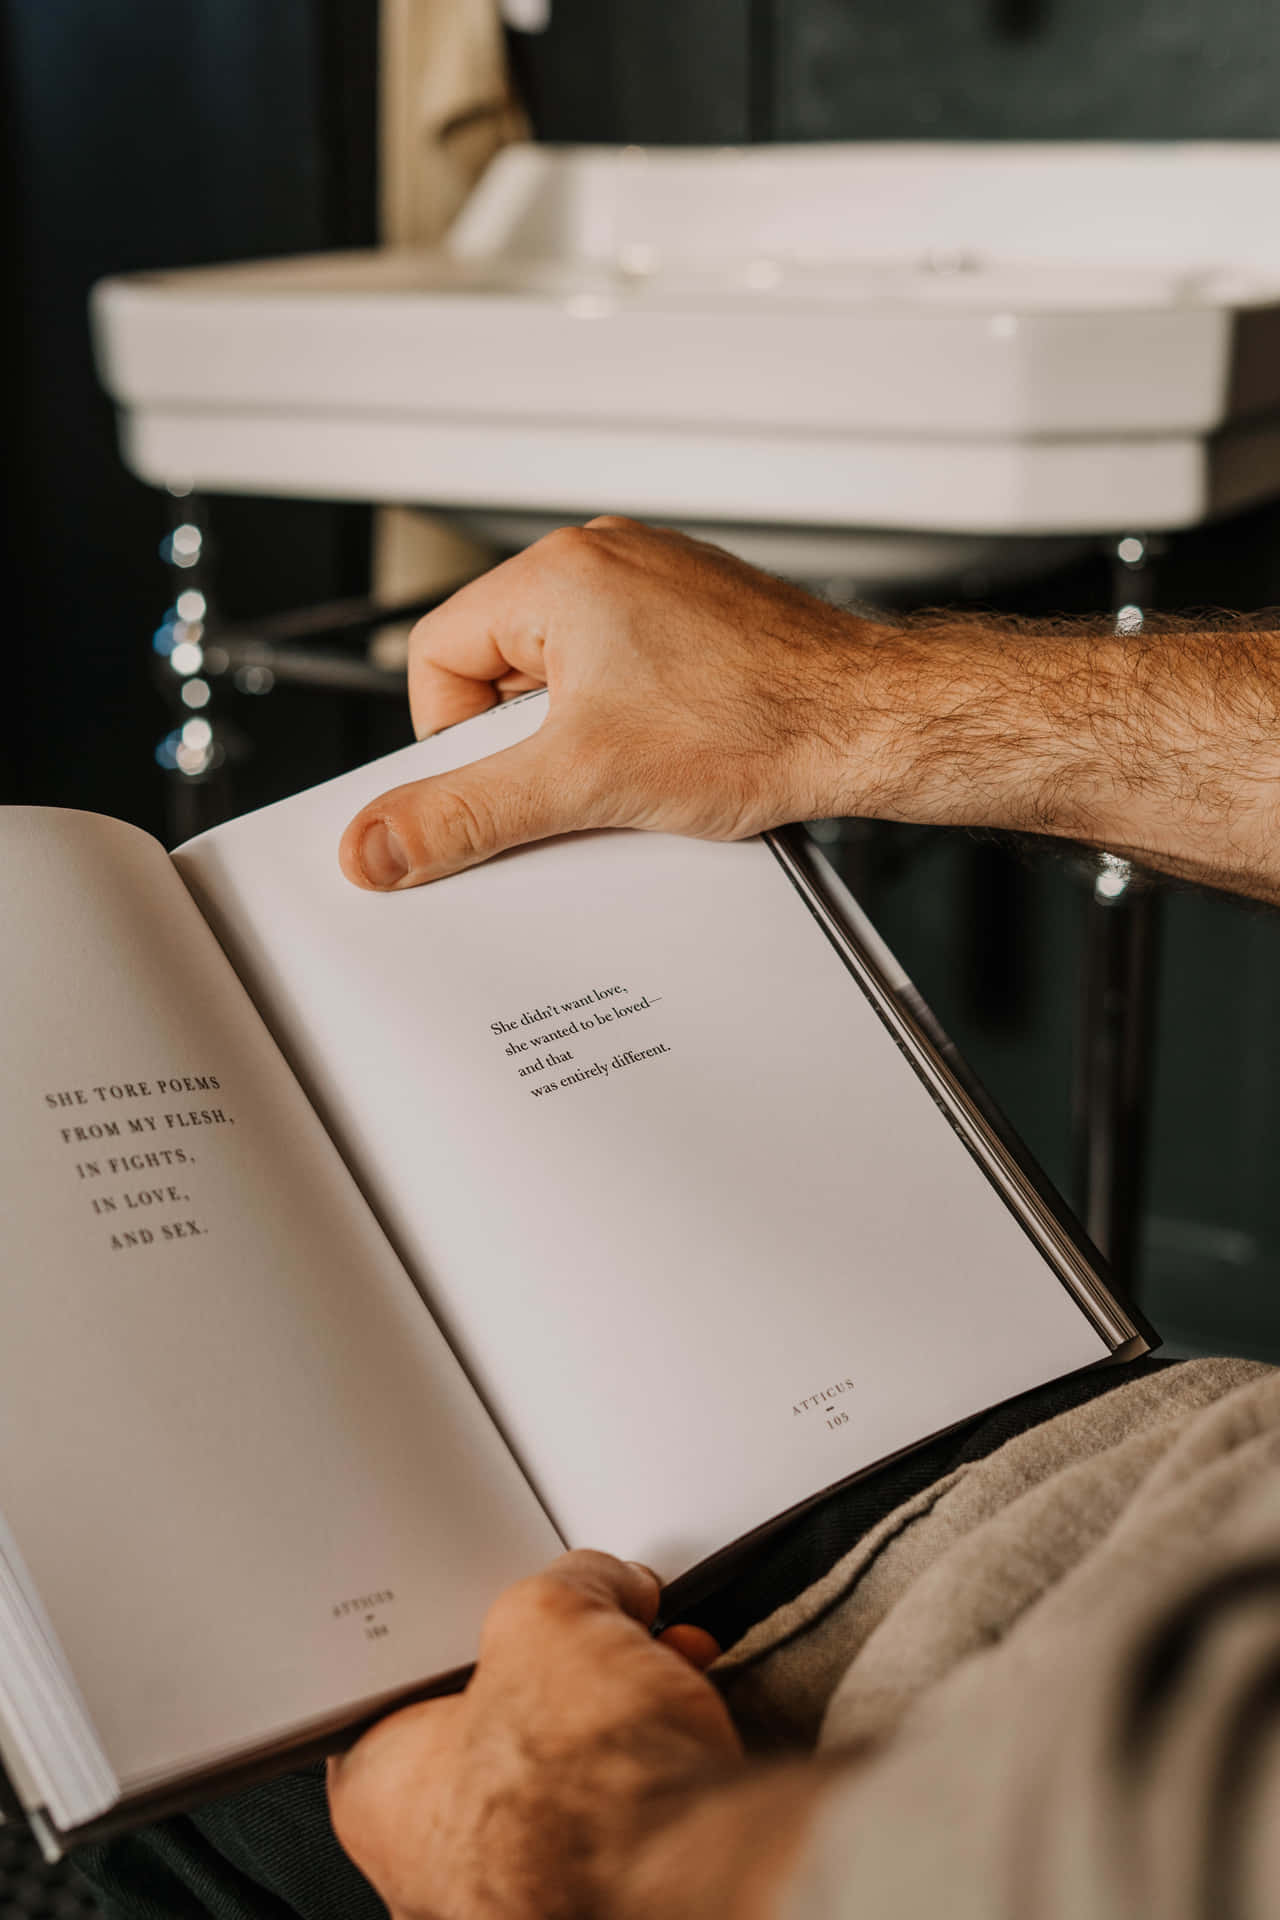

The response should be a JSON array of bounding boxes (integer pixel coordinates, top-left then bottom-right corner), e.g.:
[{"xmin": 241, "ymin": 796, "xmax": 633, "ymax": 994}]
[
  {"xmin": 381, "ymin": 0, "xmax": 527, "ymax": 245},
  {"xmin": 374, "ymin": 0, "xmax": 527, "ymax": 620}
]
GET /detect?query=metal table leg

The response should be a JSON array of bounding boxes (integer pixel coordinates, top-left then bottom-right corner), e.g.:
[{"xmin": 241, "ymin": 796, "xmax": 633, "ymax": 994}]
[
  {"xmin": 1071, "ymin": 535, "xmax": 1165, "ymax": 1288},
  {"xmin": 1072, "ymin": 856, "xmax": 1162, "ymax": 1285}
]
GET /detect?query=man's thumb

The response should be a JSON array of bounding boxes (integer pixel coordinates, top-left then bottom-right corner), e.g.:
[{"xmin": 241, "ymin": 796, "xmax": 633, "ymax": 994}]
[{"xmin": 339, "ymin": 733, "xmax": 597, "ymax": 890}]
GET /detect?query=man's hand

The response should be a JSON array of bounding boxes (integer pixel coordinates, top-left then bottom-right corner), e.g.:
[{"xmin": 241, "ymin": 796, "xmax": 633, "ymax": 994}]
[
  {"xmin": 338, "ymin": 517, "xmax": 1280, "ymax": 905},
  {"xmin": 327, "ymin": 1551, "xmax": 818, "ymax": 1920},
  {"xmin": 338, "ymin": 519, "xmax": 877, "ymax": 892}
]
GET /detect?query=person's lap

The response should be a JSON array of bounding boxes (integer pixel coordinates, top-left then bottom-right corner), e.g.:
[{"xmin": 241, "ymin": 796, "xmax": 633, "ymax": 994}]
[{"xmin": 74, "ymin": 1359, "xmax": 1174, "ymax": 1920}]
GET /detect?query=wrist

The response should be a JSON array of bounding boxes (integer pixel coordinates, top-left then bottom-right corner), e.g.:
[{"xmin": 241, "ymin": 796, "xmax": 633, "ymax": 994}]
[
  {"xmin": 803, "ymin": 615, "xmax": 995, "ymax": 830},
  {"xmin": 811, "ymin": 615, "xmax": 1107, "ymax": 845},
  {"xmin": 605, "ymin": 1762, "xmax": 829, "ymax": 1920}
]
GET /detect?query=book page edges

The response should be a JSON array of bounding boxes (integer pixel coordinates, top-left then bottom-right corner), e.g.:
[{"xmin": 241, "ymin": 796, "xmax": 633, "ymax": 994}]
[{"xmin": 769, "ymin": 830, "xmax": 1147, "ymax": 1355}]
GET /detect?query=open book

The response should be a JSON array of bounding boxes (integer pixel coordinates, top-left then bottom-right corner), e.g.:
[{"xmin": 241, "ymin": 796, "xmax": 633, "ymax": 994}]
[{"xmin": 0, "ymin": 692, "xmax": 1145, "ymax": 1854}]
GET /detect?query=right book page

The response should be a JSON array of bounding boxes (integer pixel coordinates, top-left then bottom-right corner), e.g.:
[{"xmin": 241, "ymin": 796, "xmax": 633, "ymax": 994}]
[{"xmin": 176, "ymin": 696, "xmax": 1114, "ymax": 1581}]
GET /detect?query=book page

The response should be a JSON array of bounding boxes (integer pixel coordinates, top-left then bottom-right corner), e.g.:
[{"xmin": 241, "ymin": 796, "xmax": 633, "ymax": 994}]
[
  {"xmin": 176, "ymin": 697, "xmax": 1109, "ymax": 1582},
  {"xmin": 0, "ymin": 809, "xmax": 559, "ymax": 1809}
]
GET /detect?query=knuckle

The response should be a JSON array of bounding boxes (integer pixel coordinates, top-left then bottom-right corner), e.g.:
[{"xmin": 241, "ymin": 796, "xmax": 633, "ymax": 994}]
[
  {"xmin": 584, "ymin": 513, "xmax": 639, "ymax": 533},
  {"xmin": 483, "ymin": 1571, "xmax": 577, "ymax": 1644},
  {"xmin": 427, "ymin": 783, "xmax": 494, "ymax": 862},
  {"xmin": 405, "ymin": 607, "xmax": 442, "ymax": 666},
  {"xmin": 537, "ymin": 523, "xmax": 605, "ymax": 578},
  {"xmin": 540, "ymin": 522, "xmax": 592, "ymax": 557}
]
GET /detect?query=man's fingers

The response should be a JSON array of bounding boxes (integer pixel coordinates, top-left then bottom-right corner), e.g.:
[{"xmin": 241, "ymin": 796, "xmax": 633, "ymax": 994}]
[
  {"xmin": 657, "ymin": 1623, "xmax": 722, "ymax": 1671},
  {"xmin": 406, "ymin": 660, "xmax": 547, "ymax": 744},
  {"xmin": 481, "ymin": 1552, "xmax": 663, "ymax": 1659},
  {"xmin": 409, "ymin": 657, "xmax": 504, "ymax": 740},
  {"xmin": 339, "ymin": 730, "xmax": 603, "ymax": 890},
  {"xmin": 409, "ymin": 655, "xmax": 546, "ymax": 740},
  {"xmin": 517, "ymin": 1551, "xmax": 663, "ymax": 1630},
  {"xmin": 404, "ymin": 552, "xmax": 546, "ymax": 719},
  {"xmin": 405, "ymin": 529, "xmax": 603, "ymax": 737}
]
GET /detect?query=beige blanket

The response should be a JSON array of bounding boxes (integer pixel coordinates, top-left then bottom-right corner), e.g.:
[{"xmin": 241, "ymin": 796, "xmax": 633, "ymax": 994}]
[{"xmin": 715, "ymin": 1358, "xmax": 1280, "ymax": 1917}]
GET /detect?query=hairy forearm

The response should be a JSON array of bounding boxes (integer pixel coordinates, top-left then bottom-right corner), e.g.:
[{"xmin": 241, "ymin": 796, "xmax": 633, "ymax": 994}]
[
  {"xmin": 342, "ymin": 520, "xmax": 1280, "ymax": 901},
  {"xmin": 832, "ymin": 614, "xmax": 1280, "ymax": 904}
]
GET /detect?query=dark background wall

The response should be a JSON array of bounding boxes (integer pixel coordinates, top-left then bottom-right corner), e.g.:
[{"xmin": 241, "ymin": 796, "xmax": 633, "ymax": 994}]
[
  {"xmin": 7, "ymin": 0, "xmax": 1280, "ymax": 1352},
  {"xmin": 3, "ymin": 0, "xmax": 378, "ymax": 830},
  {"xmin": 474, "ymin": 0, "xmax": 1280, "ymax": 1359},
  {"xmin": 14, "ymin": 0, "xmax": 1280, "ymax": 837},
  {"xmin": 515, "ymin": 0, "xmax": 1280, "ymax": 142}
]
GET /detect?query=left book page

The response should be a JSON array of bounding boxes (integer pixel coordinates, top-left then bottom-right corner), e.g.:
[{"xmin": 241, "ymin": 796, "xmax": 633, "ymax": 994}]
[{"xmin": 0, "ymin": 809, "xmax": 559, "ymax": 1832}]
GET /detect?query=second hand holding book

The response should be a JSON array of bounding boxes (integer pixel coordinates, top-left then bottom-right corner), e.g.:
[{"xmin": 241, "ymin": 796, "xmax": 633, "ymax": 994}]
[{"xmin": 0, "ymin": 691, "xmax": 1146, "ymax": 1852}]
